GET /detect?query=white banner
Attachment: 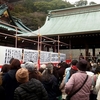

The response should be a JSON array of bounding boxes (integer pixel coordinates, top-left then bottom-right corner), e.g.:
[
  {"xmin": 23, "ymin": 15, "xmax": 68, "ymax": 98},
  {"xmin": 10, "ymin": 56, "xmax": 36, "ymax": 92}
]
[
  {"xmin": 51, "ymin": 52, "xmax": 59, "ymax": 63},
  {"xmin": 0, "ymin": 46, "xmax": 66, "ymax": 65},
  {"xmin": 23, "ymin": 49, "xmax": 38, "ymax": 63},
  {"xmin": 60, "ymin": 53, "xmax": 66, "ymax": 62},
  {"xmin": 40, "ymin": 51, "xmax": 51, "ymax": 63},
  {"xmin": 0, "ymin": 46, "xmax": 22, "ymax": 65}
]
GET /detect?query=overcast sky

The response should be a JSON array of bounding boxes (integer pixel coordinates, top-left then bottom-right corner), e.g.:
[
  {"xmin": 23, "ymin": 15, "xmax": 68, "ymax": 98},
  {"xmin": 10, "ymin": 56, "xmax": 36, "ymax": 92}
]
[{"xmin": 66, "ymin": 0, "xmax": 100, "ymax": 4}]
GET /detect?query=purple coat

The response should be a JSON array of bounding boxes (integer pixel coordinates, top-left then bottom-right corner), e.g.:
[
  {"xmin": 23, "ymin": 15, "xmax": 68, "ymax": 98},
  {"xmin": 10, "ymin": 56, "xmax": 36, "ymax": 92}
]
[{"xmin": 65, "ymin": 71, "xmax": 92, "ymax": 100}]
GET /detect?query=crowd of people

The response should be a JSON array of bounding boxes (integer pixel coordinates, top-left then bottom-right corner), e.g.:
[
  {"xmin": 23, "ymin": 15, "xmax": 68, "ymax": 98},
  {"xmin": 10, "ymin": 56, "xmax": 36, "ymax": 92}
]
[{"xmin": 0, "ymin": 55, "xmax": 100, "ymax": 100}]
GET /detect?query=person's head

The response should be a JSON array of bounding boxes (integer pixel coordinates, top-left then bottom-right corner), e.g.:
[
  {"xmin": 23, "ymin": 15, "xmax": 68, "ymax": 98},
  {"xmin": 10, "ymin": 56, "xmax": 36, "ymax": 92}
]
[
  {"xmin": 42, "ymin": 63, "xmax": 54, "ymax": 81},
  {"xmin": 9, "ymin": 58, "xmax": 14, "ymax": 64},
  {"xmin": 16, "ymin": 68, "xmax": 29, "ymax": 83},
  {"xmin": 10, "ymin": 59, "xmax": 21, "ymax": 70},
  {"xmin": 80, "ymin": 53, "xmax": 82, "ymax": 55},
  {"xmin": 24, "ymin": 62, "xmax": 36, "ymax": 72},
  {"xmin": 39, "ymin": 64, "xmax": 46, "ymax": 73},
  {"xmin": 1, "ymin": 64, "xmax": 10, "ymax": 73},
  {"xmin": 94, "ymin": 65, "xmax": 100, "ymax": 74},
  {"xmin": 41, "ymin": 64, "xmax": 46, "ymax": 69},
  {"xmin": 24, "ymin": 62, "xmax": 41, "ymax": 80},
  {"xmin": 42, "ymin": 63, "xmax": 53, "ymax": 75},
  {"xmin": 58, "ymin": 63, "xmax": 62, "ymax": 68},
  {"xmin": 46, "ymin": 63, "xmax": 53, "ymax": 74},
  {"xmin": 77, "ymin": 59, "xmax": 88, "ymax": 71},
  {"xmin": 62, "ymin": 62, "xmax": 69, "ymax": 68},
  {"xmin": 91, "ymin": 63, "xmax": 97, "ymax": 70},
  {"xmin": 71, "ymin": 60, "xmax": 78, "ymax": 66}
]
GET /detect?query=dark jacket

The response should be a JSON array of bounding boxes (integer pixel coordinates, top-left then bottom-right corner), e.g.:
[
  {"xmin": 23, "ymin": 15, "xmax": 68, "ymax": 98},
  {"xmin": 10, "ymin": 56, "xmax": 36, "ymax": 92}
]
[
  {"xmin": 2, "ymin": 69, "xmax": 20, "ymax": 100},
  {"xmin": 42, "ymin": 75, "xmax": 61, "ymax": 100},
  {"xmin": 14, "ymin": 78, "xmax": 48, "ymax": 100},
  {"xmin": 0, "ymin": 85, "xmax": 5, "ymax": 100},
  {"xmin": 57, "ymin": 67, "xmax": 66, "ymax": 83}
]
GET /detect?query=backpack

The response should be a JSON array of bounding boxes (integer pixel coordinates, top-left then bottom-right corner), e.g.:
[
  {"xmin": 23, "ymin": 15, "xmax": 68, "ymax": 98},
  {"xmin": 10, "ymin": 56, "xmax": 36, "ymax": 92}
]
[{"xmin": 68, "ymin": 68, "xmax": 78, "ymax": 80}]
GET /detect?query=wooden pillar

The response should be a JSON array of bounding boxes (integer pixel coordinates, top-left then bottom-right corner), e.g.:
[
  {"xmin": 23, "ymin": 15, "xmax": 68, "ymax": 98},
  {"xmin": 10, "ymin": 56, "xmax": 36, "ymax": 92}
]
[
  {"xmin": 40, "ymin": 36, "xmax": 42, "ymax": 51},
  {"xmin": 92, "ymin": 47, "xmax": 95, "ymax": 61},
  {"xmin": 92, "ymin": 47, "xmax": 95, "ymax": 57},
  {"xmin": 37, "ymin": 27, "xmax": 40, "ymax": 69},
  {"xmin": 15, "ymin": 28, "xmax": 18, "ymax": 48},
  {"xmin": 69, "ymin": 40, "xmax": 72, "ymax": 60},
  {"xmin": 42, "ymin": 45, "xmax": 44, "ymax": 51},
  {"xmin": 85, "ymin": 44, "xmax": 89, "ymax": 60},
  {"xmin": 58, "ymin": 35, "xmax": 60, "ymax": 62},
  {"xmin": 52, "ymin": 42, "xmax": 56, "ymax": 52},
  {"xmin": 54, "ymin": 43, "xmax": 57, "ymax": 52},
  {"xmin": 47, "ymin": 46, "xmax": 49, "ymax": 51}
]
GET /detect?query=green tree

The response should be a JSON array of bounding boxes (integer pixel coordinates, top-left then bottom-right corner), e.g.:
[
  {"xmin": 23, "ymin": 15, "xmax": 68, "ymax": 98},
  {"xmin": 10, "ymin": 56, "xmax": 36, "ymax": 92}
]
[
  {"xmin": 33, "ymin": 0, "xmax": 74, "ymax": 13},
  {"xmin": 10, "ymin": 0, "xmax": 74, "ymax": 30},
  {"xmin": 33, "ymin": 1, "xmax": 52, "ymax": 13},
  {"xmin": 23, "ymin": 0, "xmax": 34, "ymax": 12},
  {"xmin": 50, "ymin": 0, "xmax": 74, "ymax": 9}
]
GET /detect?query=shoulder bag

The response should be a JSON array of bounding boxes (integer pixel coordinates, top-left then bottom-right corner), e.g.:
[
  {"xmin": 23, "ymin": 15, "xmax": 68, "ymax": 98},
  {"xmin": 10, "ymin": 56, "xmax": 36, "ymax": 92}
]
[{"xmin": 66, "ymin": 75, "xmax": 88, "ymax": 100}]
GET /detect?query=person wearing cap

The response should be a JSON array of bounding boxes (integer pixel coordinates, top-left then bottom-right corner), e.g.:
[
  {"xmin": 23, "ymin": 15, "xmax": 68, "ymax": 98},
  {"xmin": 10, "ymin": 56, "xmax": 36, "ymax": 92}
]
[
  {"xmin": 39, "ymin": 64, "xmax": 46, "ymax": 73},
  {"xmin": 24, "ymin": 62, "xmax": 42, "ymax": 81},
  {"xmin": 65, "ymin": 59, "xmax": 92, "ymax": 100},
  {"xmin": 14, "ymin": 67, "xmax": 48, "ymax": 100}
]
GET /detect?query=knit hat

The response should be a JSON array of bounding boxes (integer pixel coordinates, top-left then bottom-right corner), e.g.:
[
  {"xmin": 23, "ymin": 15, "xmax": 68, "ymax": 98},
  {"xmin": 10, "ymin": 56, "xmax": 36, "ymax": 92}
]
[
  {"xmin": 24, "ymin": 62, "xmax": 36, "ymax": 72},
  {"xmin": 40, "ymin": 64, "xmax": 46, "ymax": 69},
  {"xmin": 21, "ymin": 64, "xmax": 25, "ymax": 68},
  {"xmin": 16, "ymin": 68, "xmax": 29, "ymax": 83},
  {"xmin": 77, "ymin": 59, "xmax": 88, "ymax": 71}
]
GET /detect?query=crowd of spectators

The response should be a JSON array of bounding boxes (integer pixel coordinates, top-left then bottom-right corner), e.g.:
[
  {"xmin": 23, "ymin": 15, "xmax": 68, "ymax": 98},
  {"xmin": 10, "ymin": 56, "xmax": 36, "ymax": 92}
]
[{"xmin": 0, "ymin": 56, "xmax": 100, "ymax": 100}]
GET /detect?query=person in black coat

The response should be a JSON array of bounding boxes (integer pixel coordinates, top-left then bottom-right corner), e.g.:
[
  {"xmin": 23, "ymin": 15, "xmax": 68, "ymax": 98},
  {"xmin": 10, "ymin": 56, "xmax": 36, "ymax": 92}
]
[
  {"xmin": 1, "ymin": 64, "xmax": 10, "ymax": 80},
  {"xmin": 41, "ymin": 63, "xmax": 61, "ymax": 100},
  {"xmin": 14, "ymin": 68, "xmax": 48, "ymax": 100},
  {"xmin": 2, "ymin": 59, "xmax": 21, "ymax": 100},
  {"xmin": 0, "ymin": 72, "xmax": 5, "ymax": 100}
]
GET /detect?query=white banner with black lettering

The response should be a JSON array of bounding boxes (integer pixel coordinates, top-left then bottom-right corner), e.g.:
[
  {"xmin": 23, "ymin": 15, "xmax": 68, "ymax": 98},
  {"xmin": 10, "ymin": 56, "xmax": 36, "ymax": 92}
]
[
  {"xmin": 40, "ymin": 51, "xmax": 51, "ymax": 63},
  {"xmin": 0, "ymin": 46, "xmax": 66, "ymax": 65},
  {"xmin": 60, "ymin": 53, "xmax": 66, "ymax": 62},
  {"xmin": 0, "ymin": 46, "xmax": 22, "ymax": 65},
  {"xmin": 23, "ymin": 49, "xmax": 38, "ymax": 63},
  {"xmin": 51, "ymin": 52, "xmax": 59, "ymax": 63}
]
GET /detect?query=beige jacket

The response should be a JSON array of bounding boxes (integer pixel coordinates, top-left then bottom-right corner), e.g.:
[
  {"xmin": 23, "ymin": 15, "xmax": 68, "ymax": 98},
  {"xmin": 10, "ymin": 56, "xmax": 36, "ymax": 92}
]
[{"xmin": 95, "ymin": 74, "xmax": 100, "ymax": 100}]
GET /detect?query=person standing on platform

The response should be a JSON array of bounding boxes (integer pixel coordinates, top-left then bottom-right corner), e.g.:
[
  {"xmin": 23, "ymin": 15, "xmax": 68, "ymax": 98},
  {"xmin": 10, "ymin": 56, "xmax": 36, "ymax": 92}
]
[
  {"xmin": 96, "ymin": 52, "xmax": 100, "ymax": 64},
  {"xmin": 79, "ymin": 53, "xmax": 84, "ymax": 60},
  {"xmin": 87, "ymin": 52, "xmax": 92, "ymax": 62}
]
